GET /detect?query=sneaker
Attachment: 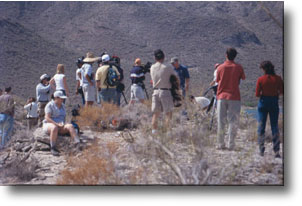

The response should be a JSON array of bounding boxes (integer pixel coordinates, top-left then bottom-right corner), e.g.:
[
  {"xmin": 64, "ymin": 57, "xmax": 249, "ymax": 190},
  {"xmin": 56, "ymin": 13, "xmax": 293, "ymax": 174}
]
[{"xmin": 51, "ymin": 148, "xmax": 60, "ymax": 156}]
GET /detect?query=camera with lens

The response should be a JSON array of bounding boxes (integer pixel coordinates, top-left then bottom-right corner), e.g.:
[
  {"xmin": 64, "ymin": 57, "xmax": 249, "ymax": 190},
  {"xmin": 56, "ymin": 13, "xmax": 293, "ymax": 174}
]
[{"xmin": 141, "ymin": 61, "xmax": 152, "ymax": 73}]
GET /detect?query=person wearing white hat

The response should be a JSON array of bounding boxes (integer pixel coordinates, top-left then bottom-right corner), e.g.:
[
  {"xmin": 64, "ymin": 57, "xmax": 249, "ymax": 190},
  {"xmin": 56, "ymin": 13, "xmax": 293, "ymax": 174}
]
[
  {"xmin": 43, "ymin": 91, "xmax": 80, "ymax": 156},
  {"xmin": 36, "ymin": 74, "xmax": 52, "ymax": 127},
  {"xmin": 95, "ymin": 54, "xmax": 120, "ymax": 105},
  {"xmin": 81, "ymin": 52, "xmax": 101, "ymax": 107}
]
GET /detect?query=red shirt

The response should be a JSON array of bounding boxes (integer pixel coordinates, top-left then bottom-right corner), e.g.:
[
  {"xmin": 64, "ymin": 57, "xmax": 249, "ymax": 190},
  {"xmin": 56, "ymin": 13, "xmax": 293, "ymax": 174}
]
[
  {"xmin": 255, "ymin": 74, "xmax": 283, "ymax": 97},
  {"xmin": 216, "ymin": 60, "xmax": 246, "ymax": 101}
]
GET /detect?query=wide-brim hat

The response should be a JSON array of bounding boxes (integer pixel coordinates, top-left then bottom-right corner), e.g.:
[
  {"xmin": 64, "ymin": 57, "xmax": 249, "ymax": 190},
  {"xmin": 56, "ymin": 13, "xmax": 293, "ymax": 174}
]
[{"xmin": 83, "ymin": 52, "xmax": 101, "ymax": 63}]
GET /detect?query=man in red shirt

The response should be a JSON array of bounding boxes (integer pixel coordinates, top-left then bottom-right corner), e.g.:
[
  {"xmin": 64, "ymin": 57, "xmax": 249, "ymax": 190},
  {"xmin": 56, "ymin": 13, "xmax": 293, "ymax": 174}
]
[{"xmin": 216, "ymin": 48, "xmax": 246, "ymax": 150}]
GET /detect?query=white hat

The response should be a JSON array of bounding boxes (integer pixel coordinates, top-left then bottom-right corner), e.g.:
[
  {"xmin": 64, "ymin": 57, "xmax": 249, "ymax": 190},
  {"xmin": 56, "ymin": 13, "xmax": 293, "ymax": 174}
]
[
  {"xmin": 53, "ymin": 91, "xmax": 67, "ymax": 99},
  {"xmin": 40, "ymin": 74, "xmax": 49, "ymax": 81},
  {"xmin": 102, "ymin": 54, "xmax": 110, "ymax": 62},
  {"xmin": 195, "ymin": 97, "xmax": 210, "ymax": 109}
]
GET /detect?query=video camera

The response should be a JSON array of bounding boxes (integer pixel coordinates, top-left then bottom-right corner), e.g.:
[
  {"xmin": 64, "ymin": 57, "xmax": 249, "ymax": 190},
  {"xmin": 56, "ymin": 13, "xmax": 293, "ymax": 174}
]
[{"xmin": 141, "ymin": 61, "xmax": 152, "ymax": 73}]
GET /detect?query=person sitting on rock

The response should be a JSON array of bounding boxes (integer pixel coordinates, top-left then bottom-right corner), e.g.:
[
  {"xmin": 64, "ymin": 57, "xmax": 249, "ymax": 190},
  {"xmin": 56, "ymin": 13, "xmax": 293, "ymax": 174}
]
[{"xmin": 43, "ymin": 91, "xmax": 80, "ymax": 156}]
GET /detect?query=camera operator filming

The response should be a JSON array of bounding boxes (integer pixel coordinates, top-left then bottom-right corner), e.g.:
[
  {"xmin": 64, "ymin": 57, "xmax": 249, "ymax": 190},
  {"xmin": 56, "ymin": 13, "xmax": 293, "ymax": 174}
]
[{"xmin": 129, "ymin": 58, "xmax": 152, "ymax": 104}]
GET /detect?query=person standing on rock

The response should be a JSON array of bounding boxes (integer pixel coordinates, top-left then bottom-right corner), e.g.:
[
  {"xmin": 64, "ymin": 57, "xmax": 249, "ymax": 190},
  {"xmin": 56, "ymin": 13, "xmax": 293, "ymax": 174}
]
[
  {"xmin": 43, "ymin": 91, "xmax": 81, "ymax": 156},
  {"xmin": 36, "ymin": 74, "xmax": 52, "ymax": 127},
  {"xmin": 0, "ymin": 89, "xmax": 2, "ymax": 96},
  {"xmin": 256, "ymin": 61, "xmax": 283, "ymax": 158},
  {"xmin": 50, "ymin": 64, "xmax": 69, "ymax": 103},
  {"xmin": 24, "ymin": 97, "xmax": 39, "ymax": 130},
  {"xmin": 0, "ymin": 87, "xmax": 15, "ymax": 148},
  {"xmin": 75, "ymin": 57, "xmax": 85, "ymax": 105},
  {"xmin": 216, "ymin": 48, "xmax": 246, "ymax": 150},
  {"xmin": 82, "ymin": 52, "xmax": 100, "ymax": 107},
  {"xmin": 150, "ymin": 49, "xmax": 176, "ymax": 134}
]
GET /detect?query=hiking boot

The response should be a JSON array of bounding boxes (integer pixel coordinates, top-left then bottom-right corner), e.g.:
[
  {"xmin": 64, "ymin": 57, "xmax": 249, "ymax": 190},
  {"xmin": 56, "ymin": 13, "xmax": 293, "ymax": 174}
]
[{"xmin": 51, "ymin": 148, "xmax": 60, "ymax": 156}]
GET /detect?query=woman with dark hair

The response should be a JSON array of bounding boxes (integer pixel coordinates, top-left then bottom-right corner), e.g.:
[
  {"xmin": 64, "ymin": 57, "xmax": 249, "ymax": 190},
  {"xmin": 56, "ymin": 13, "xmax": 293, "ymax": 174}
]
[{"xmin": 255, "ymin": 61, "xmax": 283, "ymax": 158}]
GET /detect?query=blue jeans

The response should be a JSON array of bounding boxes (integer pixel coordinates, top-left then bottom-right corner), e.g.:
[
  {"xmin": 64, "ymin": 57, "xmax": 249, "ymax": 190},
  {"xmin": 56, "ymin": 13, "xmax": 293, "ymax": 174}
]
[
  {"xmin": 257, "ymin": 96, "xmax": 280, "ymax": 153},
  {"xmin": 99, "ymin": 88, "xmax": 118, "ymax": 105},
  {"xmin": 0, "ymin": 114, "xmax": 14, "ymax": 148}
]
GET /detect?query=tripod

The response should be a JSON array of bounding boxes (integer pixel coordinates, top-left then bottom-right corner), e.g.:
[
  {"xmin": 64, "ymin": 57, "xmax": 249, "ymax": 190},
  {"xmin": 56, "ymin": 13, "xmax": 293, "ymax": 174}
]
[{"xmin": 203, "ymin": 85, "xmax": 218, "ymax": 130}]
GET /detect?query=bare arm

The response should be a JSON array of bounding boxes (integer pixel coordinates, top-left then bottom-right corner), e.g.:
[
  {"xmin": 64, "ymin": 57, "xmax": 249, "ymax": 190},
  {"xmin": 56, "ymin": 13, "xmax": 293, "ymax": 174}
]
[
  {"xmin": 63, "ymin": 76, "xmax": 69, "ymax": 97},
  {"xmin": 85, "ymin": 74, "xmax": 94, "ymax": 86},
  {"xmin": 185, "ymin": 78, "xmax": 190, "ymax": 92},
  {"xmin": 45, "ymin": 113, "xmax": 64, "ymax": 128}
]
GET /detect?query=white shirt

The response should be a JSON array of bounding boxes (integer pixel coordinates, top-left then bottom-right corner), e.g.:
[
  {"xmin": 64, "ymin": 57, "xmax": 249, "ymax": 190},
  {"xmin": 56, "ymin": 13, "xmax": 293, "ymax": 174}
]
[
  {"xmin": 81, "ymin": 63, "xmax": 94, "ymax": 85},
  {"xmin": 76, "ymin": 68, "xmax": 83, "ymax": 86},
  {"xmin": 24, "ymin": 102, "xmax": 38, "ymax": 118},
  {"xmin": 213, "ymin": 70, "xmax": 218, "ymax": 86},
  {"xmin": 195, "ymin": 97, "xmax": 210, "ymax": 109},
  {"xmin": 53, "ymin": 74, "xmax": 66, "ymax": 91}
]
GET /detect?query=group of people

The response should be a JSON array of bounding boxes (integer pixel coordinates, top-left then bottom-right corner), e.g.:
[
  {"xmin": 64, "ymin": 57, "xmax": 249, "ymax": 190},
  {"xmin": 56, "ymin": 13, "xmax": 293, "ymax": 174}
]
[{"xmin": 0, "ymin": 47, "xmax": 283, "ymax": 159}]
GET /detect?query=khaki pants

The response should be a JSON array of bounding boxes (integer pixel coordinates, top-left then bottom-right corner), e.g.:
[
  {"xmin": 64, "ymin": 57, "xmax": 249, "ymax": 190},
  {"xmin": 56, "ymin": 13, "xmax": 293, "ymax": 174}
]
[
  {"xmin": 217, "ymin": 99, "xmax": 241, "ymax": 149},
  {"xmin": 38, "ymin": 102, "xmax": 47, "ymax": 127}
]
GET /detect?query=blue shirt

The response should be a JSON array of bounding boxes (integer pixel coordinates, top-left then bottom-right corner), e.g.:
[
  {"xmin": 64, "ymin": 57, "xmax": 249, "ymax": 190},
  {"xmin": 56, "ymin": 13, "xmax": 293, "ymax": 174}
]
[
  {"xmin": 43, "ymin": 100, "xmax": 66, "ymax": 124},
  {"xmin": 174, "ymin": 65, "xmax": 190, "ymax": 88},
  {"xmin": 36, "ymin": 83, "xmax": 51, "ymax": 102},
  {"xmin": 130, "ymin": 66, "xmax": 145, "ymax": 84}
]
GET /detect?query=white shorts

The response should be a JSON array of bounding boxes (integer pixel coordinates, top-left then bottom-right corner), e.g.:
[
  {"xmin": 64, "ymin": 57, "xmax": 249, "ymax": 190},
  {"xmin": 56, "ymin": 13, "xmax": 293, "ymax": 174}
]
[
  {"xmin": 130, "ymin": 84, "xmax": 145, "ymax": 101},
  {"xmin": 82, "ymin": 84, "xmax": 96, "ymax": 102},
  {"xmin": 42, "ymin": 123, "xmax": 50, "ymax": 133}
]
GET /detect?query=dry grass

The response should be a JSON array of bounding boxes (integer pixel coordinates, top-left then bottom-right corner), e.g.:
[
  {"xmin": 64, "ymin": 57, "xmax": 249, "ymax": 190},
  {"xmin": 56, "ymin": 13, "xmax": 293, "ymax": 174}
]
[
  {"xmin": 57, "ymin": 139, "xmax": 120, "ymax": 185},
  {"xmin": 76, "ymin": 103, "xmax": 120, "ymax": 131}
]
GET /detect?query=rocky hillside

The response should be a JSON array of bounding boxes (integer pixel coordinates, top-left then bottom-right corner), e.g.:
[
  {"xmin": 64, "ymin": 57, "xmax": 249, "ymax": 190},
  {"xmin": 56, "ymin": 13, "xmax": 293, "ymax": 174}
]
[{"xmin": 0, "ymin": 1, "xmax": 283, "ymax": 106}]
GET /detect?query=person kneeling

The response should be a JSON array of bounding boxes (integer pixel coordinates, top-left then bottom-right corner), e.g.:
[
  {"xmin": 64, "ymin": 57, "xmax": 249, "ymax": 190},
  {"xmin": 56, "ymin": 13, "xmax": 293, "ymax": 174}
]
[{"xmin": 43, "ymin": 91, "xmax": 80, "ymax": 156}]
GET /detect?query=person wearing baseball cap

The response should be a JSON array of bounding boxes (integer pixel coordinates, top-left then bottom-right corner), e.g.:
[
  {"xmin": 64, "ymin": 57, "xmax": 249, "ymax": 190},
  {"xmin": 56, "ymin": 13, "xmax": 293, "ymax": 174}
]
[
  {"xmin": 130, "ymin": 58, "xmax": 146, "ymax": 104},
  {"xmin": 43, "ymin": 91, "xmax": 81, "ymax": 156},
  {"xmin": 36, "ymin": 74, "xmax": 52, "ymax": 127},
  {"xmin": 95, "ymin": 54, "xmax": 120, "ymax": 105}
]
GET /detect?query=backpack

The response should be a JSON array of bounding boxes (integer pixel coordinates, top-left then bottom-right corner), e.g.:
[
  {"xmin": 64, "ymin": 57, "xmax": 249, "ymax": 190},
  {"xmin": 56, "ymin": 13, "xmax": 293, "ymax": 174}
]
[
  {"xmin": 106, "ymin": 65, "xmax": 119, "ymax": 87},
  {"xmin": 111, "ymin": 56, "xmax": 124, "ymax": 81}
]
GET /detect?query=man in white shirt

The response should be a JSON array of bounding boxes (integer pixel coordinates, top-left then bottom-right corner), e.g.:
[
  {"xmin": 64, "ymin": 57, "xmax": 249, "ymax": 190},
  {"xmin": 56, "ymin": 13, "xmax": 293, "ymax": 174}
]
[
  {"xmin": 81, "ymin": 52, "xmax": 101, "ymax": 107},
  {"xmin": 75, "ymin": 57, "xmax": 85, "ymax": 105}
]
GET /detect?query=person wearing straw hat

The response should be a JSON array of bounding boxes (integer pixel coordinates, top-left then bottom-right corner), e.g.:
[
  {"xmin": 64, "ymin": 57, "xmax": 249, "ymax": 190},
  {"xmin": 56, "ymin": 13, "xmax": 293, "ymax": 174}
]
[
  {"xmin": 43, "ymin": 91, "xmax": 81, "ymax": 156},
  {"xmin": 81, "ymin": 52, "xmax": 100, "ymax": 107}
]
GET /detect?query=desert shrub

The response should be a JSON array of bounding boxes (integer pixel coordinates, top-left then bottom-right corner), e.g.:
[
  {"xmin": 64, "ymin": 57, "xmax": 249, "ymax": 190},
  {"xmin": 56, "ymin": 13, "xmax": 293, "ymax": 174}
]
[
  {"xmin": 57, "ymin": 139, "xmax": 120, "ymax": 185},
  {"xmin": 76, "ymin": 103, "xmax": 120, "ymax": 131}
]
